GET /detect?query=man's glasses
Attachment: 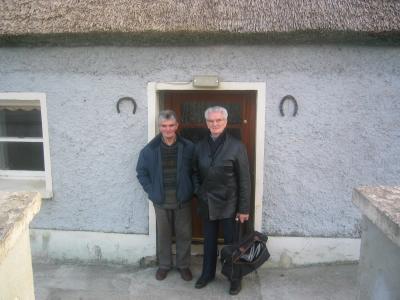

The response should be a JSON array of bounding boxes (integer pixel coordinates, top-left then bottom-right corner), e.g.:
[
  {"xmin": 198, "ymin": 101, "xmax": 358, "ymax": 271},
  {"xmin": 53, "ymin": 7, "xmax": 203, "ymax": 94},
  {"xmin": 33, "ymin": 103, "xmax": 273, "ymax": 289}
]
[{"xmin": 206, "ymin": 118, "xmax": 226, "ymax": 124}]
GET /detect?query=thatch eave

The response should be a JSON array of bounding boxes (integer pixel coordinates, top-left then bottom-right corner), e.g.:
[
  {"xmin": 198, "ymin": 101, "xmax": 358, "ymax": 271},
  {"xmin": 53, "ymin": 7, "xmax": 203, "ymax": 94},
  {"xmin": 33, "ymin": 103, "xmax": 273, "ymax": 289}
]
[
  {"xmin": 1, "ymin": 30, "xmax": 400, "ymax": 47},
  {"xmin": 1, "ymin": 0, "xmax": 400, "ymax": 46}
]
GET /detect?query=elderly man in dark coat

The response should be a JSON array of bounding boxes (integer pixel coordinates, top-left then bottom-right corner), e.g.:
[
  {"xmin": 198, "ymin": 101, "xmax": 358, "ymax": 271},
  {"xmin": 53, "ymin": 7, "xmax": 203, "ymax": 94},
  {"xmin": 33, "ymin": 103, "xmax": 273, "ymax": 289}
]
[
  {"xmin": 193, "ymin": 106, "xmax": 251, "ymax": 295},
  {"xmin": 136, "ymin": 110, "xmax": 194, "ymax": 282}
]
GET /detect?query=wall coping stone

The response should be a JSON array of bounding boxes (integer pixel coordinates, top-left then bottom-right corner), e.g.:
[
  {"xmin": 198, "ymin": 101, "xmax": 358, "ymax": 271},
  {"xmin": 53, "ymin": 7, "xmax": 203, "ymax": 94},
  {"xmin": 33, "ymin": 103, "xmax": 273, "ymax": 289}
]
[
  {"xmin": 0, "ymin": 192, "xmax": 41, "ymax": 263},
  {"xmin": 352, "ymin": 186, "xmax": 400, "ymax": 247}
]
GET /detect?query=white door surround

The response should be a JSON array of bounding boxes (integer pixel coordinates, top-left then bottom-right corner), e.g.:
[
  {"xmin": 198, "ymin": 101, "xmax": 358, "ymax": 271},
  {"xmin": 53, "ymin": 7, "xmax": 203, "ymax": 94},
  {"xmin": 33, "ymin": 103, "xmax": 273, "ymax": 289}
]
[{"xmin": 147, "ymin": 81, "xmax": 267, "ymax": 238}]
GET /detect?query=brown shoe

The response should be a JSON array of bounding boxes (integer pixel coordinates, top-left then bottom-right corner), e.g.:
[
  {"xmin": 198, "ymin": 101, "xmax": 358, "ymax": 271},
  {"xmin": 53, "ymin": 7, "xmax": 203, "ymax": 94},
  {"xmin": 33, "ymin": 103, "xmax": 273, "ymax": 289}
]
[
  {"xmin": 178, "ymin": 268, "xmax": 193, "ymax": 281},
  {"xmin": 155, "ymin": 268, "xmax": 169, "ymax": 280}
]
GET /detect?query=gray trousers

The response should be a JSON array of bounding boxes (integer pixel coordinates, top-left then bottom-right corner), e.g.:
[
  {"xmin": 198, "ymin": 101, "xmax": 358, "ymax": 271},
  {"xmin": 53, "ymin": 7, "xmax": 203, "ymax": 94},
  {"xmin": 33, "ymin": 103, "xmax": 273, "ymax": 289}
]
[{"xmin": 154, "ymin": 204, "xmax": 192, "ymax": 270}]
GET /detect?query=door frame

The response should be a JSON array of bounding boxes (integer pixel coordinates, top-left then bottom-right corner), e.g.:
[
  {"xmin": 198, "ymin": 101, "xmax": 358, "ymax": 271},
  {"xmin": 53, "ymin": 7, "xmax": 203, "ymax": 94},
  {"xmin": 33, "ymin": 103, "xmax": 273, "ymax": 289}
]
[{"xmin": 147, "ymin": 81, "xmax": 266, "ymax": 238}]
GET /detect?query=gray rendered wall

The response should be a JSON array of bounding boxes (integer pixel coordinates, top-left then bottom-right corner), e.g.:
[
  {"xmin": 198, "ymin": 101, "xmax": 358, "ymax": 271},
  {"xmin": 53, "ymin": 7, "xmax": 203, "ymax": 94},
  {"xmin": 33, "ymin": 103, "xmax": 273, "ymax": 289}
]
[{"xmin": 0, "ymin": 45, "xmax": 399, "ymax": 236}]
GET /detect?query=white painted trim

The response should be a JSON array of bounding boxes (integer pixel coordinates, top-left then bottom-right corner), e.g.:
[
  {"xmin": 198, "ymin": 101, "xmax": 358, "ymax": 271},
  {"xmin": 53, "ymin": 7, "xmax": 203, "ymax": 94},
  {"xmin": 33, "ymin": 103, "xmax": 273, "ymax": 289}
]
[
  {"xmin": 30, "ymin": 229, "xmax": 156, "ymax": 265},
  {"xmin": 39, "ymin": 94, "xmax": 53, "ymax": 197},
  {"xmin": 0, "ymin": 93, "xmax": 52, "ymax": 197},
  {"xmin": 146, "ymin": 83, "xmax": 158, "ymax": 241},
  {"xmin": 0, "ymin": 171, "xmax": 45, "ymax": 177},
  {"xmin": 0, "ymin": 93, "xmax": 45, "ymax": 101},
  {"xmin": 147, "ymin": 81, "xmax": 266, "ymax": 231},
  {"xmin": 265, "ymin": 236, "xmax": 361, "ymax": 267},
  {"xmin": 30, "ymin": 228, "xmax": 360, "ymax": 266},
  {"xmin": 254, "ymin": 85, "xmax": 266, "ymax": 232},
  {"xmin": 0, "ymin": 137, "xmax": 43, "ymax": 142}
]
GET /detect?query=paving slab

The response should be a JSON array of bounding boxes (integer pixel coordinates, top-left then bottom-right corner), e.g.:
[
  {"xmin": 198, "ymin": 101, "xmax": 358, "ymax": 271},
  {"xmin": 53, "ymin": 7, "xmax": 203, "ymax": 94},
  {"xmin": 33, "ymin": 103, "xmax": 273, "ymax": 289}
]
[
  {"xmin": 259, "ymin": 264, "xmax": 358, "ymax": 300},
  {"xmin": 33, "ymin": 258, "xmax": 358, "ymax": 300}
]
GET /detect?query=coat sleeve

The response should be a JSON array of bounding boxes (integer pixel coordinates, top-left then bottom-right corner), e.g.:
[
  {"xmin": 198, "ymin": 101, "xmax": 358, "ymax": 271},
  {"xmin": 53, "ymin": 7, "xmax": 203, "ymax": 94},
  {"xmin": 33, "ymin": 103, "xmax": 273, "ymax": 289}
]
[
  {"xmin": 192, "ymin": 146, "xmax": 201, "ymax": 196},
  {"xmin": 136, "ymin": 148, "xmax": 151, "ymax": 195},
  {"xmin": 235, "ymin": 143, "xmax": 251, "ymax": 214}
]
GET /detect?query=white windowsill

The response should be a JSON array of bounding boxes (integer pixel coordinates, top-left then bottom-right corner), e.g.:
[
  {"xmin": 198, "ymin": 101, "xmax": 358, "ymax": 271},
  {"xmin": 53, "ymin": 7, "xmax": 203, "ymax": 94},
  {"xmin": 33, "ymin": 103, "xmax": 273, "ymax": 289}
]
[{"xmin": 0, "ymin": 177, "xmax": 52, "ymax": 199}]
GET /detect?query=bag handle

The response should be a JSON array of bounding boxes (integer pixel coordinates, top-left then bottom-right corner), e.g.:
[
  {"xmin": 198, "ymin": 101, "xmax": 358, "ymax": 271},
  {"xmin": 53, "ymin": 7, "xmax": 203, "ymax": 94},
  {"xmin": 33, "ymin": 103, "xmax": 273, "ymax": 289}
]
[
  {"xmin": 234, "ymin": 216, "xmax": 252, "ymax": 243},
  {"xmin": 233, "ymin": 217, "xmax": 242, "ymax": 244}
]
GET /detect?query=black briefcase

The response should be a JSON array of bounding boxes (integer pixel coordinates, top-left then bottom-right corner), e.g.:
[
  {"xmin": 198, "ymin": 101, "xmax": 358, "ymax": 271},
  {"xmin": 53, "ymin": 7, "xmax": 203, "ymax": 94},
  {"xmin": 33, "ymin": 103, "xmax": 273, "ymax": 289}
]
[{"xmin": 220, "ymin": 230, "xmax": 270, "ymax": 281}]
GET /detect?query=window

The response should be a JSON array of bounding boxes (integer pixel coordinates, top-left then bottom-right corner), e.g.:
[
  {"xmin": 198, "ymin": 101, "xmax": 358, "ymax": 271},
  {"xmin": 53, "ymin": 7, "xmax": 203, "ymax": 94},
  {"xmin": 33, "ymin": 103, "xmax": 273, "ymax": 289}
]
[{"xmin": 0, "ymin": 93, "xmax": 52, "ymax": 198}]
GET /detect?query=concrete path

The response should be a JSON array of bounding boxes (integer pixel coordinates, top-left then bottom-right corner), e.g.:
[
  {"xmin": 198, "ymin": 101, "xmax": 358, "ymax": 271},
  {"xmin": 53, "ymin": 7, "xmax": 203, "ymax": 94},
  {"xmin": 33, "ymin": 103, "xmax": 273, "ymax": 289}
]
[{"xmin": 33, "ymin": 260, "xmax": 358, "ymax": 300}]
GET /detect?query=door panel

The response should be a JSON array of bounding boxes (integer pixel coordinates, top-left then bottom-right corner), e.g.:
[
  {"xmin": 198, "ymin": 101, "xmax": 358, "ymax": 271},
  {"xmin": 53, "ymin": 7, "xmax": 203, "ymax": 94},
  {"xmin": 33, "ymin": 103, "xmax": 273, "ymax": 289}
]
[{"xmin": 164, "ymin": 91, "xmax": 256, "ymax": 241}]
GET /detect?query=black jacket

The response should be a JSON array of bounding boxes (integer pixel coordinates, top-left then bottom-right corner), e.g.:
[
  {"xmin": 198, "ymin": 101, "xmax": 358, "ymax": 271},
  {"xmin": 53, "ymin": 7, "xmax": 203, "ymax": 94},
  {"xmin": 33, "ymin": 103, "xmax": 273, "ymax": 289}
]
[
  {"xmin": 193, "ymin": 132, "xmax": 251, "ymax": 220},
  {"xmin": 136, "ymin": 134, "xmax": 194, "ymax": 205}
]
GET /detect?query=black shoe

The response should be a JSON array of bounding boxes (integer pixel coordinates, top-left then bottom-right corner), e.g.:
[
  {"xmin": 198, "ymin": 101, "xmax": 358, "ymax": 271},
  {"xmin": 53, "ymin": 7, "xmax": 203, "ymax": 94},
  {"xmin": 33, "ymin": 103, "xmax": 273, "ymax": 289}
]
[
  {"xmin": 229, "ymin": 280, "xmax": 242, "ymax": 295},
  {"xmin": 195, "ymin": 276, "xmax": 214, "ymax": 289}
]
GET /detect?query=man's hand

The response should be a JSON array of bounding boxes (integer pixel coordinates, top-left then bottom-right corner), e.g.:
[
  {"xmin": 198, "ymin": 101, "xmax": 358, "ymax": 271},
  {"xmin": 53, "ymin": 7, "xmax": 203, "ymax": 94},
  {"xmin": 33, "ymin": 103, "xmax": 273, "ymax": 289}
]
[{"xmin": 236, "ymin": 213, "xmax": 249, "ymax": 223}]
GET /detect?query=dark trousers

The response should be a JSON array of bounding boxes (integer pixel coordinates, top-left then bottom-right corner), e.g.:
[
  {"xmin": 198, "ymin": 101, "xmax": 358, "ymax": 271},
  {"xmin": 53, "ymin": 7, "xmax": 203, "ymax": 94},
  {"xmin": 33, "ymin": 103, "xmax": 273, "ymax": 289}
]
[
  {"xmin": 201, "ymin": 217, "xmax": 241, "ymax": 281},
  {"xmin": 154, "ymin": 204, "xmax": 192, "ymax": 270}
]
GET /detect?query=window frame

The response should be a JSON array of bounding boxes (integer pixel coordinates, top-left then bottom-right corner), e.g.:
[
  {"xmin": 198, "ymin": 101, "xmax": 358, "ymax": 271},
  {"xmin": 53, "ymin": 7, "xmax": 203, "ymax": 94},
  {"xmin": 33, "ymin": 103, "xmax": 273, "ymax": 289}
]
[{"xmin": 0, "ymin": 93, "xmax": 52, "ymax": 197}]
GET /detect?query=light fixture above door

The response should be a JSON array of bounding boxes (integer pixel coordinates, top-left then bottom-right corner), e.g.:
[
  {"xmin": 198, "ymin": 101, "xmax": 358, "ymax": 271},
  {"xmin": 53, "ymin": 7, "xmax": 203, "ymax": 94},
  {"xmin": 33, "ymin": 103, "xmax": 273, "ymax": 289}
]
[{"xmin": 192, "ymin": 75, "xmax": 219, "ymax": 88}]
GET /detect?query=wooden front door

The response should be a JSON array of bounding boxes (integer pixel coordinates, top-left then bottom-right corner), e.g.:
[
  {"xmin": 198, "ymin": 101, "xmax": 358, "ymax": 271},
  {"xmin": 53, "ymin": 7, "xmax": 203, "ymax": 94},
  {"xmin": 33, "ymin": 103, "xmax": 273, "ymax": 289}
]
[{"xmin": 163, "ymin": 90, "xmax": 256, "ymax": 241}]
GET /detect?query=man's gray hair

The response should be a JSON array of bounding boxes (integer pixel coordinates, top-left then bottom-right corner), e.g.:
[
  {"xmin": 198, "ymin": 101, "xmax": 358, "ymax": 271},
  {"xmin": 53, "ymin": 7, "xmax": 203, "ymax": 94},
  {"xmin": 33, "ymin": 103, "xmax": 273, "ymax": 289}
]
[
  {"xmin": 204, "ymin": 106, "xmax": 228, "ymax": 120},
  {"xmin": 158, "ymin": 110, "xmax": 178, "ymax": 124}
]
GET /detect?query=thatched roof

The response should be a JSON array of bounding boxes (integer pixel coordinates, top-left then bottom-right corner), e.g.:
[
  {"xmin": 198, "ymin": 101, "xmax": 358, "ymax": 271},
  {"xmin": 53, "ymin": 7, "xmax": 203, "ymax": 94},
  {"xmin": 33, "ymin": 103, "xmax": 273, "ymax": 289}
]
[{"xmin": 1, "ymin": 1, "xmax": 400, "ymax": 45}]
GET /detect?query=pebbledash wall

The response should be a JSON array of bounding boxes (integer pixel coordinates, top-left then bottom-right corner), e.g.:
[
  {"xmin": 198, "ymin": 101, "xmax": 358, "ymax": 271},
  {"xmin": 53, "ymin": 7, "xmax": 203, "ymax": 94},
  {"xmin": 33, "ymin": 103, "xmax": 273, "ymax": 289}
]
[{"xmin": 1, "ymin": 45, "xmax": 399, "ymax": 266}]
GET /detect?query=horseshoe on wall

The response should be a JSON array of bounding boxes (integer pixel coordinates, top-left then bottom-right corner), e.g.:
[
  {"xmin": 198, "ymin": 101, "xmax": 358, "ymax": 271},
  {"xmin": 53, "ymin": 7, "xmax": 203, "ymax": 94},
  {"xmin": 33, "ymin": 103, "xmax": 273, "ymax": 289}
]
[
  {"xmin": 116, "ymin": 97, "xmax": 137, "ymax": 114},
  {"xmin": 279, "ymin": 95, "xmax": 298, "ymax": 117}
]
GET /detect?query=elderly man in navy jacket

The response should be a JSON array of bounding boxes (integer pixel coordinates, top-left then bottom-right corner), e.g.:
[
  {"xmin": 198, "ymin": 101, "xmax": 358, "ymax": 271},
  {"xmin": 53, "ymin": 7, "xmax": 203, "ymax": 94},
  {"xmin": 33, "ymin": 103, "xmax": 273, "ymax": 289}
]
[{"xmin": 136, "ymin": 110, "xmax": 194, "ymax": 281}]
